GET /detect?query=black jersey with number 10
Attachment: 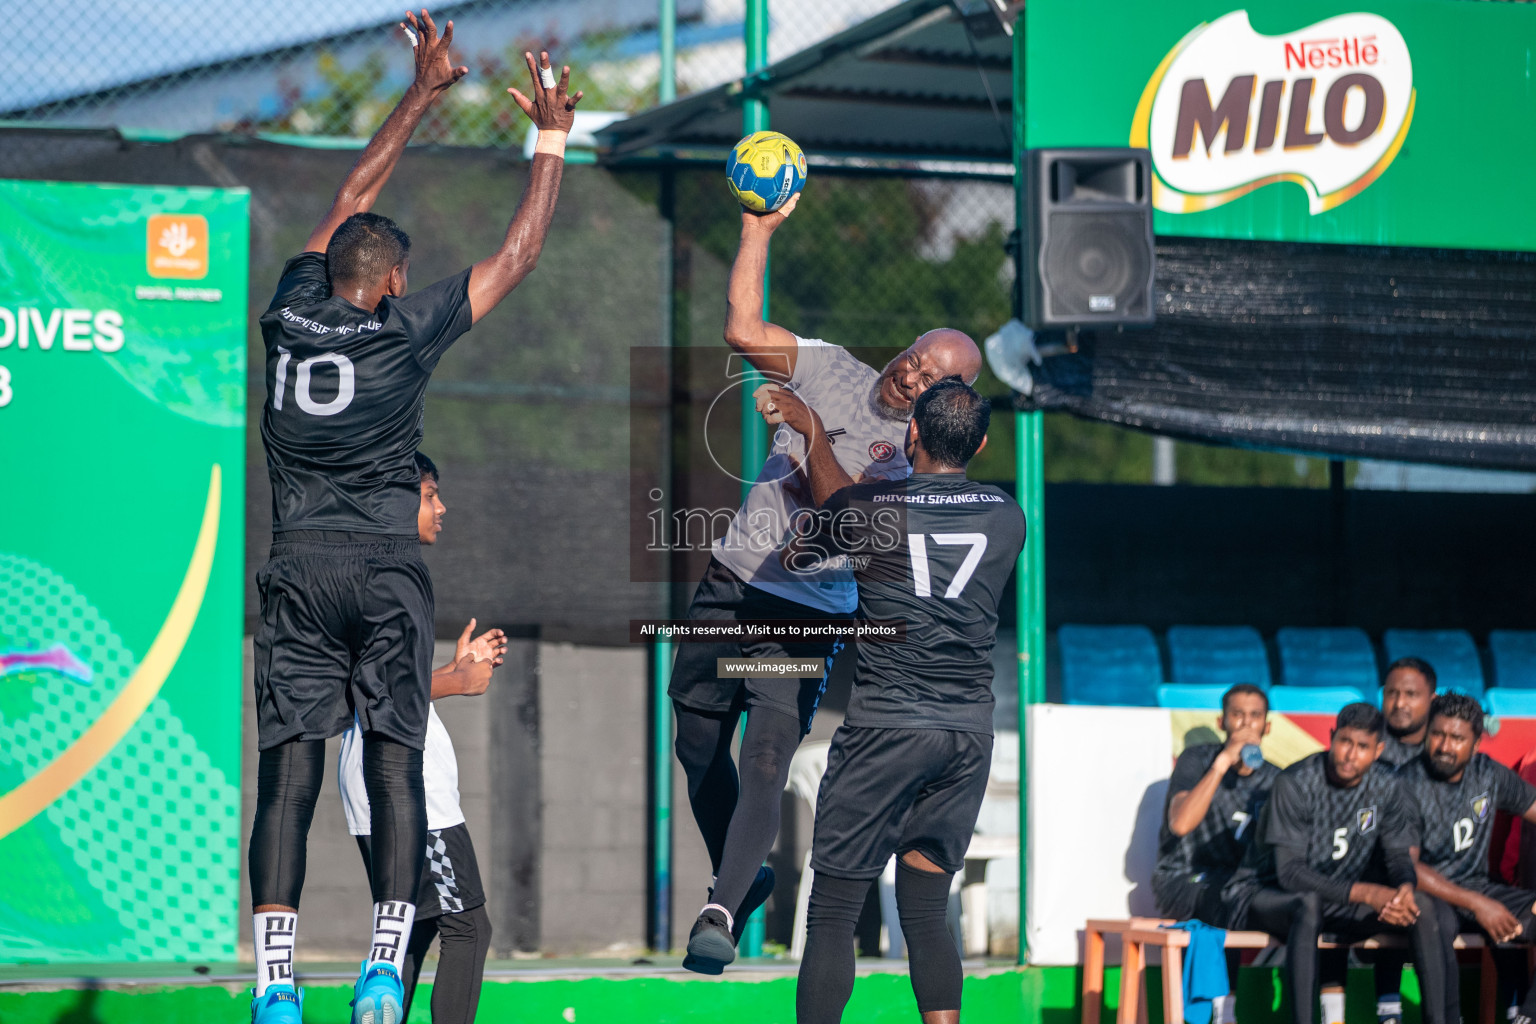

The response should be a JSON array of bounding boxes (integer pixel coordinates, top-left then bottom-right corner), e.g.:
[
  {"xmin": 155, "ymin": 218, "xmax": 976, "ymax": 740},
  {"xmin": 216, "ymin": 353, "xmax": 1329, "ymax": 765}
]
[
  {"xmin": 258, "ymin": 252, "xmax": 473, "ymax": 535},
  {"xmin": 798, "ymin": 474, "xmax": 1027, "ymax": 734}
]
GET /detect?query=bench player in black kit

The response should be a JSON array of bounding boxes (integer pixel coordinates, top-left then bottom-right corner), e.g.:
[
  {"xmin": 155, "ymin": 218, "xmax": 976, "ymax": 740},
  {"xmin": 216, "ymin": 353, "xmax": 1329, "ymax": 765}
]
[
  {"xmin": 768, "ymin": 377, "xmax": 1026, "ymax": 1024},
  {"xmin": 1222, "ymin": 704, "xmax": 1450, "ymax": 1024},
  {"xmin": 1155, "ymin": 683, "xmax": 1278, "ymax": 925},
  {"xmin": 1399, "ymin": 694, "xmax": 1536, "ymax": 1024},
  {"xmin": 247, "ymin": 14, "xmax": 581, "ymax": 1024},
  {"xmin": 1154, "ymin": 685, "xmax": 1278, "ymax": 1024}
]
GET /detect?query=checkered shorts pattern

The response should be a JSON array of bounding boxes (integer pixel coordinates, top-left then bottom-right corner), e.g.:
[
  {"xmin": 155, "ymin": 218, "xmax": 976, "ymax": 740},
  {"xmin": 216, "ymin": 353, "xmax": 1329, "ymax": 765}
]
[{"xmin": 425, "ymin": 829, "xmax": 464, "ymax": 914}]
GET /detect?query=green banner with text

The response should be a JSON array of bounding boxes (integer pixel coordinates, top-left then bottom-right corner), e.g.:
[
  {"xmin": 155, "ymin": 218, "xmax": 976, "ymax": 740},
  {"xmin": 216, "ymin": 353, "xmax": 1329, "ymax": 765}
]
[
  {"xmin": 0, "ymin": 179, "xmax": 247, "ymax": 961},
  {"xmin": 1027, "ymin": 0, "xmax": 1536, "ymax": 250}
]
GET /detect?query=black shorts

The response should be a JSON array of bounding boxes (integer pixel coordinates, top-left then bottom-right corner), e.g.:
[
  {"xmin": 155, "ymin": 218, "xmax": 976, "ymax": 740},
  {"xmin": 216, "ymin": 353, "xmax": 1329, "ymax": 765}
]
[
  {"xmin": 1456, "ymin": 882, "xmax": 1536, "ymax": 934},
  {"xmin": 253, "ymin": 531, "xmax": 434, "ymax": 750},
  {"xmin": 811, "ymin": 724, "xmax": 993, "ymax": 880},
  {"xmin": 667, "ymin": 557, "xmax": 850, "ymax": 733},
  {"xmin": 1152, "ymin": 871, "xmax": 1232, "ymax": 927},
  {"xmin": 357, "ymin": 822, "xmax": 486, "ymax": 922}
]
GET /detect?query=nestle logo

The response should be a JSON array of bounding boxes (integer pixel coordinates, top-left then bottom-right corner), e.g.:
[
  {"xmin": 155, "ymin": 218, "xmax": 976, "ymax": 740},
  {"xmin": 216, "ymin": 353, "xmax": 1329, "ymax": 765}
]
[
  {"xmin": 1137, "ymin": 11, "xmax": 1414, "ymax": 216},
  {"xmin": 1284, "ymin": 36, "xmax": 1380, "ymax": 71}
]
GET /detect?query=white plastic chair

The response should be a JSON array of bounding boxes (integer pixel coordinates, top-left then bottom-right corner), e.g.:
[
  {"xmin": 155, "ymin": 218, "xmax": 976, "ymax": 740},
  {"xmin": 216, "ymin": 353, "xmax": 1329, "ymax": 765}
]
[
  {"xmin": 785, "ymin": 740, "xmax": 971, "ymax": 960},
  {"xmin": 785, "ymin": 740, "xmax": 831, "ymax": 961}
]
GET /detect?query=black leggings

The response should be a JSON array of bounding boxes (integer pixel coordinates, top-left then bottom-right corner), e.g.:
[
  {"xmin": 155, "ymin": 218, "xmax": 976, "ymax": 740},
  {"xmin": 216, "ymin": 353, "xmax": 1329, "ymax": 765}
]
[
  {"xmin": 796, "ymin": 865, "xmax": 961, "ymax": 1024},
  {"xmin": 400, "ymin": 905, "xmax": 492, "ymax": 1024},
  {"xmin": 249, "ymin": 736, "xmax": 426, "ymax": 907},
  {"xmin": 673, "ymin": 702, "xmax": 803, "ymax": 916},
  {"xmin": 1242, "ymin": 889, "xmax": 1448, "ymax": 1024}
]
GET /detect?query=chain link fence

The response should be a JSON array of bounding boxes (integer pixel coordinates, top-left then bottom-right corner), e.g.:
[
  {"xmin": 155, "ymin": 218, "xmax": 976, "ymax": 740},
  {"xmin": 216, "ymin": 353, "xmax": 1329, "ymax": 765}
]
[{"xmin": 5, "ymin": 0, "xmax": 901, "ymax": 145}]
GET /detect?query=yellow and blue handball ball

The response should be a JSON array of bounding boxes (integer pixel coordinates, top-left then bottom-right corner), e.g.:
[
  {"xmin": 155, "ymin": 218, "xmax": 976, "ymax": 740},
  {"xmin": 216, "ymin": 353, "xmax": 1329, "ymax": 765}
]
[{"xmin": 726, "ymin": 131, "xmax": 808, "ymax": 213}]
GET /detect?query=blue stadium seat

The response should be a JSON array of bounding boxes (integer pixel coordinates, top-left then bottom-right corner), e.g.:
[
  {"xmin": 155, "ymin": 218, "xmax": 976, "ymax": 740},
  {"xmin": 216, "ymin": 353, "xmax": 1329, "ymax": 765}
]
[
  {"xmin": 1275, "ymin": 628, "xmax": 1377, "ymax": 690},
  {"xmin": 1490, "ymin": 631, "xmax": 1536, "ymax": 690},
  {"xmin": 1166, "ymin": 626, "xmax": 1270, "ymax": 690},
  {"xmin": 1382, "ymin": 629, "xmax": 1484, "ymax": 698},
  {"xmin": 1058, "ymin": 625, "xmax": 1162, "ymax": 707},
  {"xmin": 1157, "ymin": 683, "xmax": 1231, "ymax": 709},
  {"xmin": 1267, "ymin": 685, "xmax": 1369, "ymax": 715},
  {"xmin": 1487, "ymin": 688, "xmax": 1536, "ymax": 718}
]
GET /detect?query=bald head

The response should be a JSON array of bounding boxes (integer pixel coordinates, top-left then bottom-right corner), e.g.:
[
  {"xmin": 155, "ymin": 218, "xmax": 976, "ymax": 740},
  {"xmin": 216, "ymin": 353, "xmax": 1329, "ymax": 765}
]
[
  {"xmin": 914, "ymin": 329, "xmax": 983, "ymax": 382},
  {"xmin": 874, "ymin": 328, "xmax": 983, "ymax": 418}
]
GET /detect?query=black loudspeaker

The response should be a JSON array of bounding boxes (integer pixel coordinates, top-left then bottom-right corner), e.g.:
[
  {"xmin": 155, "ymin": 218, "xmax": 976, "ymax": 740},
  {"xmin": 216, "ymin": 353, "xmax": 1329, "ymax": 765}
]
[{"xmin": 1023, "ymin": 148, "xmax": 1155, "ymax": 329}]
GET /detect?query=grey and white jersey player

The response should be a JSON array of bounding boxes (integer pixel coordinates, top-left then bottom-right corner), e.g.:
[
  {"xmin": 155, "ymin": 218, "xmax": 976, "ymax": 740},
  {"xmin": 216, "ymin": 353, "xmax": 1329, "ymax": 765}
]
[{"xmin": 668, "ymin": 190, "xmax": 984, "ymax": 974}]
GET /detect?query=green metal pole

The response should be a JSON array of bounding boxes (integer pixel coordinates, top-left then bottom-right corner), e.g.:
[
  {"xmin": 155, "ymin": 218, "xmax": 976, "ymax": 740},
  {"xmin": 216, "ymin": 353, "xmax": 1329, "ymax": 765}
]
[
  {"xmin": 651, "ymin": 2, "xmax": 677, "ymax": 953},
  {"xmin": 1011, "ymin": 9, "xmax": 1049, "ymax": 968},
  {"xmin": 652, "ymin": 633, "xmax": 675, "ymax": 951},
  {"xmin": 740, "ymin": 0, "xmax": 770, "ymax": 503},
  {"xmin": 658, "ymin": 0, "xmax": 676, "ymax": 104},
  {"xmin": 738, "ymin": 0, "xmax": 771, "ymax": 959},
  {"xmin": 1022, "ymin": 417, "xmax": 1046, "ymax": 710}
]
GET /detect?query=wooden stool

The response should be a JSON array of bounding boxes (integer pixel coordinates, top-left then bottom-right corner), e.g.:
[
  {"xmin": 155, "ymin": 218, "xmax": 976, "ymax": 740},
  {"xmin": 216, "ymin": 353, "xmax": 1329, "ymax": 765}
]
[
  {"xmin": 1082, "ymin": 919, "xmax": 1175, "ymax": 1024},
  {"xmin": 1121, "ymin": 926, "xmax": 1271, "ymax": 1024}
]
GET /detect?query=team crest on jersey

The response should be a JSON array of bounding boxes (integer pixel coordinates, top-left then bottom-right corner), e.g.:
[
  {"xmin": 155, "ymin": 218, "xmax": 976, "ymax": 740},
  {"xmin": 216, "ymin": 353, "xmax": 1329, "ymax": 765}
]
[
  {"xmin": 869, "ymin": 441, "xmax": 896, "ymax": 463},
  {"xmin": 1472, "ymin": 792, "xmax": 1491, "ymax": 822},
  {"xmin": 1358, "ymin": 806, "xmax": 1377, "ymax": 834}
]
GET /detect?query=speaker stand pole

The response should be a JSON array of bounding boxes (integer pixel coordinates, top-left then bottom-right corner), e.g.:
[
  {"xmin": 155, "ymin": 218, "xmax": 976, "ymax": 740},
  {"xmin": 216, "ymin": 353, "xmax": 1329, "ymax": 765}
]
[{"xmin": 1010, "ymin": 5, "xmax": 1047, "ymax": 970}]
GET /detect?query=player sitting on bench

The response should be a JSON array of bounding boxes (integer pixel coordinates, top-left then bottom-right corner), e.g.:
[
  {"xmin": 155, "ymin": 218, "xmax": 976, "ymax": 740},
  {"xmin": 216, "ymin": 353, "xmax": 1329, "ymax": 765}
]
[
  {"xmin": 1400, "ymin": 693, "xmax": 1536, "ymax": 1024},
  {"xmin": 1222, "ymin": 703, "xmax": 1451, "ymax": 1024},
  {"xmin": 1154, "ymin": 683, "xmax": 1279, "ymax": 1024}
]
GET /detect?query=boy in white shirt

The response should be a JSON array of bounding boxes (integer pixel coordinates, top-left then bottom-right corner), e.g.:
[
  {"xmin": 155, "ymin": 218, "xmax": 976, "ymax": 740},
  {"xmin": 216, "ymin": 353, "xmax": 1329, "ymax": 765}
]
[{"xmin": 338, "ymin": 452, "xmax": 505, "ymax": 1023}]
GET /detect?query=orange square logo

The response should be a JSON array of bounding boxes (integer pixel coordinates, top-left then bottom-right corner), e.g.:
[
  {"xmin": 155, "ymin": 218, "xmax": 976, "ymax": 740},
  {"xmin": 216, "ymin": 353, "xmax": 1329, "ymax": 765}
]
[{"xmin": 147, "ymin": 214, "xmax": 209, "ymax": 279}]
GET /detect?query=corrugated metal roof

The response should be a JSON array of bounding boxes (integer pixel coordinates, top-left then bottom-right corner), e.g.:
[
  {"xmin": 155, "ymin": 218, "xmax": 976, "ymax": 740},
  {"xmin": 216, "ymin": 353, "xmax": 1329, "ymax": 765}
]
[{"xmin": 599, "ymin": 0, "xmax": 1015, "ymax": 170}]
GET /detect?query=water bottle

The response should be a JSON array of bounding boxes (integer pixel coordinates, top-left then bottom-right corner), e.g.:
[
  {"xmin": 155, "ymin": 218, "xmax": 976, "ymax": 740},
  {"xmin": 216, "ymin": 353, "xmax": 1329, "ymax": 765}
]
[{"xmin": 1240, "ymin": 744, "xmax": 1265, "ymax": 770}]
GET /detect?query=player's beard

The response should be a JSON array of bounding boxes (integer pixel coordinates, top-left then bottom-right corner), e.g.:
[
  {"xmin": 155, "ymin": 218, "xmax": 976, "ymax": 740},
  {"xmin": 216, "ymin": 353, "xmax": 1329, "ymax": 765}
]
[
  {"xmin": 871, "ymin": 370, "xmax": 909, "ymax": 422},
  {"xmin": 1426, "ymin": 751, "xmax": 1462, "ymax": 780}
]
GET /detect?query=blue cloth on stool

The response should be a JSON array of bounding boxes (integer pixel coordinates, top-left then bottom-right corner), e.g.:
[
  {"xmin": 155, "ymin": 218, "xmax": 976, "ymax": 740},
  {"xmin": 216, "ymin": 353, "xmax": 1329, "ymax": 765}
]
[{"xmin": 1162, "ymin": 920, "xmax": 1228, "ymax": 1024}]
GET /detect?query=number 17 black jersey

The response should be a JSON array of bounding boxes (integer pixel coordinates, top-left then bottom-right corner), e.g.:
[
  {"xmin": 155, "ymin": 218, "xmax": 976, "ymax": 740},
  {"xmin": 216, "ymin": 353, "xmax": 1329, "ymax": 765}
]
[
  {"xmin": 798, "ymin": 473, "xmax": 1027, "ymax": 734},
  {"xmin": 258, "ymin": 252, "xmax": 473, "ymax": 535}
]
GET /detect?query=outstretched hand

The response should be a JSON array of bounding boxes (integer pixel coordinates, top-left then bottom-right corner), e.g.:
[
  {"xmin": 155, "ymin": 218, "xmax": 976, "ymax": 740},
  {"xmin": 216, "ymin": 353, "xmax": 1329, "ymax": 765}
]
[
  {"xmin": 455, "ymin": 618, "xmax": 507, "ymax": 666},
  {"xmin": 404, "ymin": 10, "xmax": 468, "ymax": 94},
  {"xmin": 508, "ymin": 51, "xmax": 583, "ymax": 133}
]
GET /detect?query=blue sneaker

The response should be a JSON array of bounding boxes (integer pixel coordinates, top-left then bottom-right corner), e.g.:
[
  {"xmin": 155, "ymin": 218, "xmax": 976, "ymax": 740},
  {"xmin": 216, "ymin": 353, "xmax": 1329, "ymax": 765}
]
[
  {"xmin": 250, "ymin": 984, "xmax": 303, "ymax": 1023},
  {"xmin": 350, "ymin": 960, "xmax": 404, "ymax": 1024}
]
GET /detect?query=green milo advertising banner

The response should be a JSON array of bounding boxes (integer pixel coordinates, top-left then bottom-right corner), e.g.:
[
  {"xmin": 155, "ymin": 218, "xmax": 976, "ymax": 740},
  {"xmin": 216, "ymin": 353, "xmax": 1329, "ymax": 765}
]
[
  {"xmin": 0, "ymin": 179, "xmax": 247, "ymax": 961},
  {"xmin": 1027, "ymin": 0, "xmax": 1536, "ymax": 250}
]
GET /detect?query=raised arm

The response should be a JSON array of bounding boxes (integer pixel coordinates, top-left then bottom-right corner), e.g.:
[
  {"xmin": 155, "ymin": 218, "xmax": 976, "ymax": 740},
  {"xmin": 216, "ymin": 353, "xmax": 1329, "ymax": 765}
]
[
  {"xmin": 465, "ymin": 52, "xmax": 582, "ymax": 323},
  {"xmin": 304, "ymin": 9, "xmax": 467, "ymax": 253},
  {"xmin": 726, "ymin": 199, "xmax": 803, "ymax": 379},
  {"xmin": 1167, "ymin": 730, "xmax": 1259, "ymax": 835}
]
